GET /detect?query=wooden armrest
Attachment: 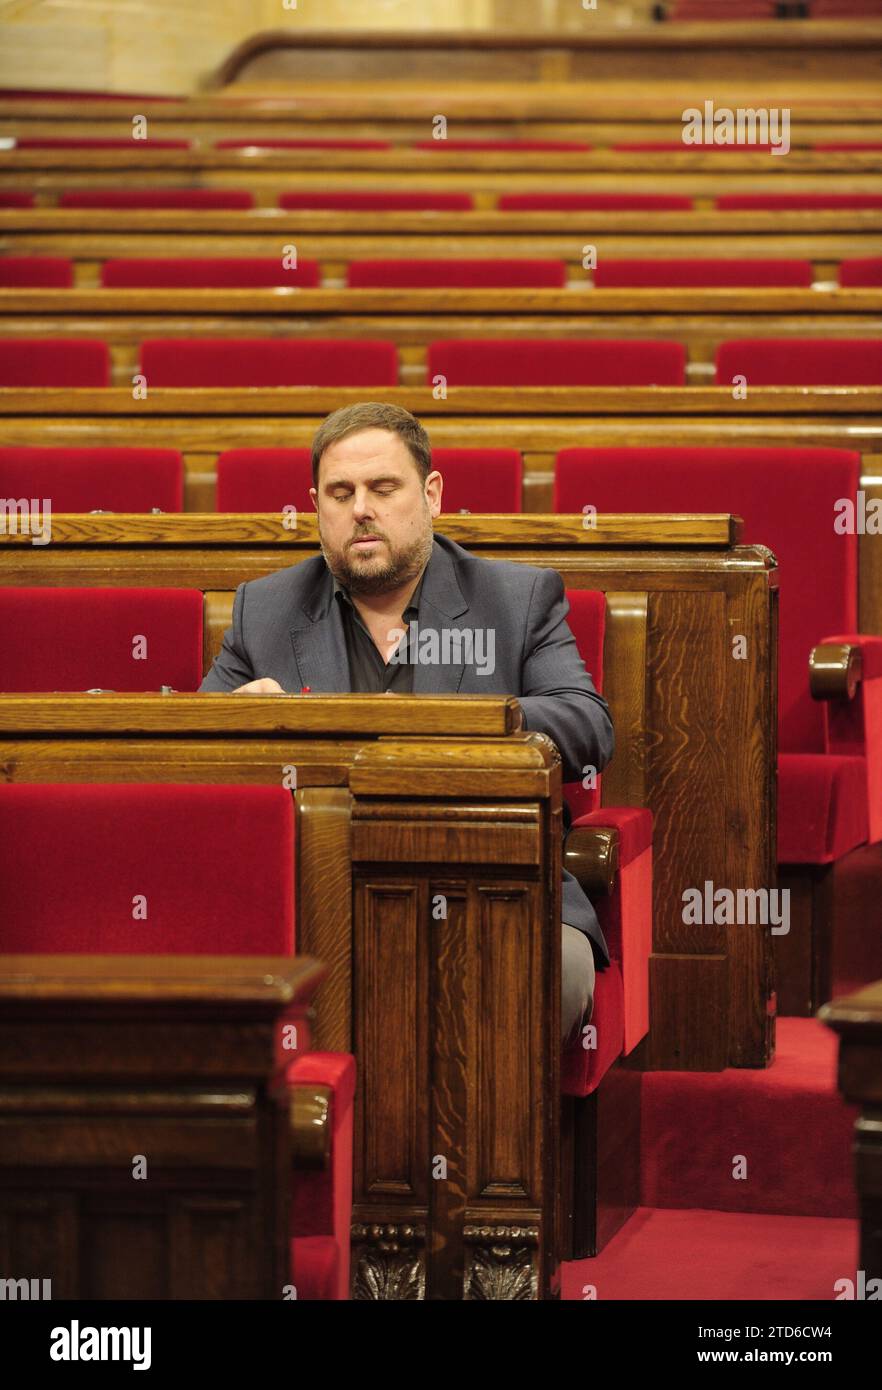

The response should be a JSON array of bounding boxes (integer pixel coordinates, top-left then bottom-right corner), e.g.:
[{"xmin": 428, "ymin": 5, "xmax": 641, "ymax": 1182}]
[
  {"xmin": 290, "ymin": 1083, "xmax": 331, "ymax": 1170},
  {"xmin": 810, "ymin": 643, "xmax": 863, "ymax": 701},
  {"xmin": 563, "ymin": 824, "xmax": 619, "ymax": 898}
]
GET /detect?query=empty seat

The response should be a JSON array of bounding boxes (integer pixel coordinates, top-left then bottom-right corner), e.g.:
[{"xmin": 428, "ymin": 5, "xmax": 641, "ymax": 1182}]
[
  {"xmin": 140, "ymin": 338, "xmax": 399, "ymax": 388},
  {"xmin": 216, "ymin": 446, "xmax": 523, "ymax": 513},
  {"xmin": 0, "ymin": 192, "xmax": 35, "ymax": 207},
  {"xmin": 216, "ymin": 137, "xmax": 390, "ymax": 150},
  {"xmin": 278, "ymin": 191, "xmax": 474, "ymax": 211},
  {"xmin": 413, "ymin": 139, "xmax": 593, "ymax": 151},
  {"xmin": 593, "ymin": 259, "xmax": 813, "ymax": 288},
  {"xmin": 14, "ymin": 137, "xmax": 190, "ymax": 149},
  {"xmin": 0, "ymin": 257, "xmax": 73, "ymax": 287},
  {"xmin": 0, "ymin": 446, "xmax": 183, "ymax": 512},
  {"xmin": 347, "ymin": 258, "xmax": 566, "ymax": 288},
  {"xmin": 718, "ymin": 194, "xmax": 882, "ymax": 210},
  {"xmin": 839, "ymin": 259, "xmax": 882, "ymax": 287},
  {"xmin": 0, "ymin": 338, "xmax": 109, "ymax": 387},
  {"xmin": 715, "ymin": 339, "xmax": 882, "ymax": 386},
  {"xmin": 426, "ymin": 338, "xmax": 686, "ymax": 387},
  {"xmin": 0, "ymin": 586, "xmax": 204, "ymax": 692},
  {"xmin": 499, "ymin": 193, "xmax": 694, "ymax": 211},
  {"xmin": 101, "ymin": 258, "xmax": 320, "ymax": 288},
  {"xmin": 59, "ymin": 189, "xmax": 255, "ymax": 209}
]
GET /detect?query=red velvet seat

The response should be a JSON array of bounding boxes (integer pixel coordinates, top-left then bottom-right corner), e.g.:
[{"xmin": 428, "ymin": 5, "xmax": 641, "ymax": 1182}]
[
  {"xmin": 347, "ymin": 258, "xmax": 566, "ymax": 288},
  {"xmin": 101, "ymin": 258, "xmax": 320, "ymax": 288},
  {"xmin": 59, "ymin": 189, "xmax": 255, "ymax": 209},
  {"xmin": 0, "ymin": 446, "xmax": 182, "ymax": 512},
  {"xmin": 216, "ymin": 138, "xmax": 389, "ymax": 150},
  {"xmin": 558, "ymin": 589, "xmax": 652, "ymax": 1097},
  {"xmin": 0, "ymin": 586, "xmax": 204, "ymax": 692},
  {"xmin": 0, "ymin": 781, "xmax": 355, "ymax": 1301},
  {"xmin": 0, "ymin": 192, "xmax": 35, "ymax": 207},
  {"xmin": 426, "ymin": 338, "xmax": 686, "ymax": 386},
  {"xmin": 0, "ymin": 257, "xmax": 73, "ymax": 287},
  {"xmin": 215, "ymin": 446, "xmax": 523, "ymax": 514},
  {"xmin": 499, "ymin": 193, "xmax": 694, "ymax": 211},
  {"xmin": 278, "ymin": 191, "xmax": 474, "ymax": 211},
  {"xmin": 593, "ymin": 259, "xmax": 813, "ymax": 288},
  {"xmin": 140, "ymin": 338, "xmax": 399, "ymax": 388},
  {"xmin": 15, "ymin": 137, "xmax": 189, "ymax": 149},
  {"xmin": 715, "ymin": 339, "xmax": 882, "ymax": 386},
  {"xmin": 839, "ymin": 259, "xmax": 882, "ymax": 287},
  {"xmin": 554, "ymin": 447, "xmax": 882, "ymax": 867},
  {"xmin": 0, "ymin": 338, "xmax": 109, "ymax": 387},
  {"xmin": 717, "ymin": 194, "xmax": 882, "ymax": 210},
  {"xmin": 413, "ymin": 139, "xmax": 593, "ymax": 151}
]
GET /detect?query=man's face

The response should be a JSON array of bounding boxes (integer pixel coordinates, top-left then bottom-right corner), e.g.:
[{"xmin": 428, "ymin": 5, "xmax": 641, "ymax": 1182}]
[{"xmin": 310, "ymin": 428, "xmax": 442, "ymax": 596}]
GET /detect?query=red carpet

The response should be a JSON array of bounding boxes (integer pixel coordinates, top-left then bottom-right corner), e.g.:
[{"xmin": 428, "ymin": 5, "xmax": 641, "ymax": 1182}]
[
  {"xmin": 562, "ymin": 1208, "xmax": 859, "ymax": 1300},
  {"xmin": 640, "ymin": 1019, "xmax": 858, "ymax": 1218}
]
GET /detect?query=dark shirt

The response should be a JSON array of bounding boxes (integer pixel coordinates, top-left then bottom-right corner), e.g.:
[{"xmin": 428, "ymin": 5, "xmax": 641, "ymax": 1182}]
[{"xmin": 333, "ymin": 570, "xmax": 425, "ymax": 693}]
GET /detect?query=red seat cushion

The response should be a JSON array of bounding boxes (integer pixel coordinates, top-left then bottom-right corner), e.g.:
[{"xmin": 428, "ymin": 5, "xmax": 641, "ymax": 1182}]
[
  {"xmin": 715, "ymin": 339, "xmax": 882, "ymax": 386},
  {"xmin": 0, "ymin": 446, "xmax": 182, "ymax": 512},
  {"xmin": 279, "ymin": 191, "xmax": 474, "ymax": 211},
  {"xmin": 347, "ymin": 258, "xmax": 566, "ymax": 288},
  {"xmin": 60, "ymin": 189, "xmax": 255, "ymax": 209},
  {"xmin": 0, "ymin": 257, "xmax": 73, "ymax": 287},
  {"xmin": 778, "ymin": 754, "xmax": 869, "ymax": 863},
  {"xmin": 427, "ymin": 339, "xmax": 686, "ymax": 387},
  {"xmin": 0, "ymin": 586, "xmax": 204, "ymax": 692},
  {"xmin": 216, "ymin": 448, "xmax": 313, "ymax": 512},
  {"xmin": 0, "ymin": 782, "xmax": 294, "ymax": 954},
  {"xmin": 140, "ymin": 338, "xmax": 398, "ymax": 388},
  {"xmin": 718, "ymin": 194, "xmax": 882, "ymax": 210},
  {"xmin": 16, "ymin": 137, "xmax": 189, "ymax": 148},
  {"xmin": 433, "ymin": 447, "xmax": 523, "ymax": 512},
  {"xmin": 593, "ymin": 259, "xmax": 813, "ymax": 288},
  {"xmin": 839, "ymin": 259, "xmax": 882, "ymax": 288},
  {"xmin": 561, "ymin": 959, "xmax": 625, "ymax": 1097},
  {"xmin": 499, "ymin": 193, "xmax": 694, "ymax": 211},
  {"xmin": 0, "ymin": 192, "xmax": 35, "ymax": 207},
  {"xmin": 216, "ymin": 138, "xmax": 389, "ymax": 150},
  {"xmin": 555, "ymin": 447, "xmax": 860, "ymax": 756},
  {"xmin": 414, "ymin": 139, "xmax": 593, "ymax": 151},
  {"xmin": 101, "ymin": 258, "xmax": 320, "ymax": 288},
  {"xmin": 0, "ymin": 338, "xmax": 109, "ymax": 386}
]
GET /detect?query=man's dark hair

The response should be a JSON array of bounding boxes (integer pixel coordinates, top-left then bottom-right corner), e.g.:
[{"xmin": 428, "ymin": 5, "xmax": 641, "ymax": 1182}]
[{"xmin": 311, "ymin": 402, "xmax": 432, "ymax": 487}]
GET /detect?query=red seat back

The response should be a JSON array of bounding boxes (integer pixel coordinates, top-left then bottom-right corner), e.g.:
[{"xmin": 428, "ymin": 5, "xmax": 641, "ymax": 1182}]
[
  {"xmin": 0, "ymin": 192, "xmax": 35, "ymax": 207},
  {"xmin": 717, "ymin": 194, "xmax": 882, "ymax": 210},
  {"xmin": 347, "ymin": 258, "xmax": 566, "ymax": 288},
  {"xmin": 0, "ymin": 257, "xmax": 73, "ymax": 287},
  {"xmin": 278, "ymin": 191, "xmax": 474, "ymax": 210},
  {"xmin": 555, "ymin": 447, "xmax": 860, "ymax": 753},
  {"xmin": 0, "ymin": 587, "xmax": 204, "ymax": 692},
  {"xmin": 215, "ymin": 138, "xmax": 389, "ymax": 150},
  {"xmin": 140, "ymin": 338, "xmax": 399, "ymax": 387},
  {"xmin": 499, "ymin": 193, "xmax": 694, "ymax": 211},
  {"xmin": 413, "ymin": 139, "xmax": 593, "ymax": 151},
  {"xmin": 0, "ymin": 783, "xmax": 294, "ymax": 955},
  {"xmin": 0, "ymin": 446, "xmax": 182, "ymax": 512},
  {"xmin": 216, "ymin": 448, "xmax": 312, "ymax": 512},
  {"xmin": 593, "ymin": 258, "xmax": 813, "ymax": 288},
  {"xmin": 101, "ymin": 258, "xmax": 320, "ymax": 288},
  {"xmin": 426, "ymin": 338, "xmax": 686, "ymax": 386},
  {"xmin": 715, "ymin": 339, "xmax": 882, "ymax": 386},
  {"xmin": 433, "ymin": 448, "xmax": 523, "ymax": 512},
  {"xmin": 561, "ymin": 589, "xmax": 607, "ymax": 820},
  {"xmin": 0, "ymin": 338, "xmax": 109, "ymax": 387},
  {"xmin": 59, "ymin": 189, "xmax": 255, "ymax": 209},
  {"xmin": 839, "ymin": 259, "xmax": 882, "ymax": 287},
  {"xmin": 16, "ymin": 137, "xmax": 189, "ymax": 148}
]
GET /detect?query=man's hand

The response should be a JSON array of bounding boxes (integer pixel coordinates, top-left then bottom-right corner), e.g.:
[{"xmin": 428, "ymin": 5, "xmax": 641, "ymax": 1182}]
[
  {"xmin": 232, "ymin": 678, "xmax": 285, "ymax": 695},
  {"xmin": 512, "ymin": 702, "xmax": 526, "ymax": 732}
]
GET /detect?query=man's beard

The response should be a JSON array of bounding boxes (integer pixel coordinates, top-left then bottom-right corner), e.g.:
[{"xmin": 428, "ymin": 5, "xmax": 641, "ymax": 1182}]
[{"xmin": 319, "ymin": 519, "xmax": 434, "ymax": 596}]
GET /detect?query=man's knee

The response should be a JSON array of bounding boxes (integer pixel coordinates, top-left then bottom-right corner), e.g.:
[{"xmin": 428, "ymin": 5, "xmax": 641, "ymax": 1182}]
[{"xmin": 561, "ymin": 923, "xmax": 595, "ymax": 1044}]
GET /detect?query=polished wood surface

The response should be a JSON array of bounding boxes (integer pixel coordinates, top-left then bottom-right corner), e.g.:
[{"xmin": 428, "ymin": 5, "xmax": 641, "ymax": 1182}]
[{"xmin": 0, "ymin": 953, "xmax": 325, "ymax": 1300}]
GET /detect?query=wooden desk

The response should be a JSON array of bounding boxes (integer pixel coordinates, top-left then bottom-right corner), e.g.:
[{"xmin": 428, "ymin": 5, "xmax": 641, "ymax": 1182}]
[{"xmin": 0, "ymin": 953, "xmax": 325, "ymax": 1299}]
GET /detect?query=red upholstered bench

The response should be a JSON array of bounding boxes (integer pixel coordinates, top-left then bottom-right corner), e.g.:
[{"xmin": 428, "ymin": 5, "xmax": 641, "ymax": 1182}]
[
  {"xmin": 0, "ymin": 257, "xmax": 73, "ymax": 287},
  {"xmin": 0, "ymin": 338, "xmax": 109, "ymax": 387},
  {"xmin": 347, "ymin": 259, "xmax": 566, "ymax": 288},
  {"xmin": 0, "ymin": 781, "xmax": 355, "ymax": 1301},
  {"xmin": 0, "ymin": 586, "xmax": 204, "ymax": 692},
  {"xmin": 60, "ymin": 189, "xmax": 255, "ymax": 209},
  {"xmin": 426, "ymin": 338, "xmax": 687, "ymax": 386},
  {"xmin": 139, "ymin": 338, "xmax": 399, "ymax": 388},
  {"xmin": 215, "ymin": 446, "xmax": 523, "ymax": 514},
  {"xmin": 101, "ymin": 258, "xmax": 320, "ymax": 288},
  {"xmin": 556, "ymin": 447, "xmax": 882, "ymax": 1010},
  {"xmin": 715, "ymin": 339, "xmax": 882, "ymax": 386},
  {"xmin": 278, "ymin": 191, "xmax": 474, "ymax": 211},
  {"xmin": 592, "ymin": 259, "xmax": 813, "ymax": 288},
  {"xmin": 0, "ymin": 446, "xmax": 183, "ymax": 512}
]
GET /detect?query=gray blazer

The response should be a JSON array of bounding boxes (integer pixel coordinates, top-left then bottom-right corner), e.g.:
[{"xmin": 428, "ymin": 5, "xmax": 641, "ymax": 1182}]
[{"xmin": 201, "ymin": 533, "xmax": 614, "ymax": 965}]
